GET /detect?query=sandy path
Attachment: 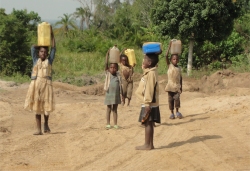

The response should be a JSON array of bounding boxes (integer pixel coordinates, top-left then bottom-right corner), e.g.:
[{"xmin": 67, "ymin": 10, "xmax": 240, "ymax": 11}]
[{"xmin": 0, "ymin": 76, "xmax": 250, "ymax": 171}]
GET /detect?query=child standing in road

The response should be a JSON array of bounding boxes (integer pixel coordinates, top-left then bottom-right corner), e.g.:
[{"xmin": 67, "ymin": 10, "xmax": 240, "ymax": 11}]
[
  {"xmin": 24, "ymin": 26, "xmax": 56, "ymax": 135},
  {"xmin": 135, "ymin": 53, "xmax": 161, "ymax": 150},
  {"xmin": 119, "ymin": 53, "xmax": 134, "ymax": 106},
  {"xmin": 104, "ymin": 49, "xmax": 122, "ymax": 129},
  {"xmin": 165, "ymin": 41, "xmax": 183, "ymax": 119}
]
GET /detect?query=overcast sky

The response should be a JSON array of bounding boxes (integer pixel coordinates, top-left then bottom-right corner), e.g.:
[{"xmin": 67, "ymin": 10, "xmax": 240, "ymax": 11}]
[{"xmin": 0, "ymin": 0, "xmax": 82, "ymax": 21}]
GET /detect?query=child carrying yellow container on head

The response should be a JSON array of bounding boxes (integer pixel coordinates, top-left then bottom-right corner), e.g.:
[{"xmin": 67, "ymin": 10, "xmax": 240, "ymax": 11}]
[
  {"xmin": 119, "ymin": 48, "xmax": 136, "ymax": 106},
  {"xmin": 24, "ymin": 25, "xmax": 56, "ymax": 135}
]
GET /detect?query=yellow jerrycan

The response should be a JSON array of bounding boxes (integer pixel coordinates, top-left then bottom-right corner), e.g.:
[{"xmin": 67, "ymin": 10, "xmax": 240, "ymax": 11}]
[
  {"xmin": 170, "ymin": 39, "xmax": 182, "ymax": 55},
  {"xmin": 109, "ymin": 45, "xmax": 120, "ymax": 63},
  {"xmin": 37, "ymin": 22, "xmax": 51, "ymax": 46},
  {"xmin": 124, "ymin": 49, "xmax": 136, "ymax": 66}
]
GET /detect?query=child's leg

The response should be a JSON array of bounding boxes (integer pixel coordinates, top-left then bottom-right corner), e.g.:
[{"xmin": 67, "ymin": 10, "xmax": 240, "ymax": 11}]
[
  {"xmin": 127, "ymin": 82, "xmax": 133, "ymax": 106},
  {"xmin": 122, "ymin": 80, "xmax": 128, "ymax": 106},
  {"xmin": 106, "ymin": 105, "xmax": 112, "ymax": 125},
  {"xmin": 174, "ymin": 93, "xmax": 183, "ymax": 119},
  {"xmin": 136, "ymin": 119, "xmax": 153, "ymax": 150},
  {"xmin": 34, "ymin": 114, "xmax": 42, "ymax": 135},
  {"xmin": 168, "ymin": 92, "xmax": 175, "ymax": 119},
  {"xmin": 127, "ymin": 98, "xmax": 131, "ymax": 106},
  {"xmin": 44, "ymin": 115, "xmax": 51, "ymax": 133},
  {"xmin": 121, "ymin": 96, "xmax": 125, "ymax": 106},
  {"xmin": 112, "ymin": 104, "xmax": 118, "ymax": 126},
  {"xmin": 150, "ymin": 121, "xmax": 154, "ymax": 149}
]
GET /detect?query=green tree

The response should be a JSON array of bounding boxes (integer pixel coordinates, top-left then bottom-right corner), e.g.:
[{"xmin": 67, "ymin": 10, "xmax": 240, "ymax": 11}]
[
  {"xmin": 132, "ymin": 0, "xmax": 154, "ymax": 28},
  {"xmin": 92, "ymin": 0, "xmax": 113, "ymax": 30},
  {"xmin": 74, "ymin": 7, "xmax": 92, "ymax": 30},
  {"xmin": 74, "ymin": 7, "xmax": 86, "ymax": 30},
  {"xmin": 0, "ymin": 9, "xmax": 41, "ymax": 75},
  {"xmin": 151, "ymin": 0, "xmax": 246, "ymax": 75},
  {"xmin": 55, "ymin": 13, "xmax": 77, "ymax": 34}
]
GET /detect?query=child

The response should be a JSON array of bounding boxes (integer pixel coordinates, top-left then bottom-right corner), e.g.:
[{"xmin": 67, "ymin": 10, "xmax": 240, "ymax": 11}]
[
  {"xmin": 119, "ymin": 52, "xmax": 134, "ymax": 106},
  {"xmin": 165, "ymin": 41, "xmax": 183, "ymax": 119},
  {"xmin": 104, "ymin": 49, "xmax": 122, "ymax": 129},
  {"xmin": 24, "ymin": 26, "xmax": 56, "ymax": 135},
  {"xmin": 135, "ymin": 53, "xmax": 161, "ymax": 150}
]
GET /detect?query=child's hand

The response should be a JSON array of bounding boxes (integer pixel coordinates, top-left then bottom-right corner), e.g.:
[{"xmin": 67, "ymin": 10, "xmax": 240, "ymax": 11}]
[
  {"xmin": 142, "ymin": 106, "xmax": 151, "ymax": 123},
  {"xmin": 145, "ymin": 106, "xmax": 151, "ymax": 114}
]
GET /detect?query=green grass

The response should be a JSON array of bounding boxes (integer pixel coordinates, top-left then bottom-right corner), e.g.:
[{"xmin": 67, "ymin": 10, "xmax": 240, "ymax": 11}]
[
  {"xmin": 0, "ymin": 72, "xmax": 30, "ymax": 83},
  {"xmin": 1, "ymin": 46, "xmax": 250, "ymax": 86}
]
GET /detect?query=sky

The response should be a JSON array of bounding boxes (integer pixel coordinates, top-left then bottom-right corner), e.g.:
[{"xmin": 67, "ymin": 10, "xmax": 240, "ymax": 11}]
[{"xmin": 0, "ymin": 0, "xmax": 82, "ymax": 21}]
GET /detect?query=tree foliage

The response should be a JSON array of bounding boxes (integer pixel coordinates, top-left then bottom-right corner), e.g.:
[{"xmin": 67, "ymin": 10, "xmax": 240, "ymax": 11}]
[
  {"xmin": 1, "ymin": 1, "xmax": 250, "ymax": 78},
  {"xmin": 151, "ymin": 0, "xmax": 246, "ymax": 41},
  {"xmin": 0, "ymin": 9, "xmax": 40, "ymax": 75},
  {"xmin": 55, "ymin": 13, "xmax": 78, "ymax": 35}
]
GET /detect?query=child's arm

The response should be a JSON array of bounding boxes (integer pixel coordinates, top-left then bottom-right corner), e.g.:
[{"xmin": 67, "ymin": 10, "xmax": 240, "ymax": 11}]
[
  {"xmin": 105, "ymin": 49, "xmax": 110, "ymax": 71},
  {"xmin": 144, "ymin": 72, "xmax": 156, "ymax": 106},
  {"xmin": 51, "ymin": 26, "xmax": 55, "ymax": 48},
  {"xmin": 48, "ymin": 26, "xmax": 56, "ymax": 64},
  {"xmin": 166, "ymin": 41, "xmax": 172, "ymax": 67},
  {"xmin": 142, "ymin": 72, "xmax": 157, "ymax": 121},
  {"xmin": 31, "ymin": 45, "xmax": 38, "ymax": 65}
]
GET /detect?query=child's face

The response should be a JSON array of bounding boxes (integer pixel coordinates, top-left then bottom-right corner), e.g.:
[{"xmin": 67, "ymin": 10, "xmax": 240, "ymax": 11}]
[
  {"xmin": 39, "ymin": 47, "xmax": 48, "ymax": 60},
  {"xmin": 171, "ymin": 55, "xmax": 179, "ymax": 65},
  {"xmin": 121, "ymin": 57, "xmax": 128, "ymax": 66},
  {"xmin": 109, "ymin": 63, "xmax": 118, "ymax": 75},
  {"xmin": 142, "ymin": 56, "xmax": 151, "ymax": 69}
]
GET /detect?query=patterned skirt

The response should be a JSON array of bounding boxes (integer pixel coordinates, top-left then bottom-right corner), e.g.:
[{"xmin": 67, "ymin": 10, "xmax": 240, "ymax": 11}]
[
  {"xmin": 24, "ymin": 77, "xmax": 55, "ymax": 115},
  {"xmin": 138, "ymin": 106, "xmax": 161, "ymax": 124}
]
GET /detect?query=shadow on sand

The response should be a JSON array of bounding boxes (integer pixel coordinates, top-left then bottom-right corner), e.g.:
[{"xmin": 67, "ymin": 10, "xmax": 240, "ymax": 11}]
[
  {"xmin": 157, "ymin": 135, "xmax": 222, "ymax": 149},
  {"xmin": 161, "ymin": 116, "xmax": 210, "ymax": 126},
  {"xmin": 49, "ymin": 131, "xmax": 67, "ymax": 134}
]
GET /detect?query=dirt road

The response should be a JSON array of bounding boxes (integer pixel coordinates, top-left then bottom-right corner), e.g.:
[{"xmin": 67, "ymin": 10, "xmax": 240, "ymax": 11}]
[{"xmin": 0, "ymin": 71, "xmax": 250, "ymax": 171}]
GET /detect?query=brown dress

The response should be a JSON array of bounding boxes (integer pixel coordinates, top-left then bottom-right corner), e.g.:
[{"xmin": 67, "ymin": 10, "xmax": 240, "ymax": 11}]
[
  {"xmin": 120, "ymin": 64, "xmax": 133, "ymax": 99},
  {"xmin": 24, "ymin": 59, "xmax": 55, "ymax": 115}
]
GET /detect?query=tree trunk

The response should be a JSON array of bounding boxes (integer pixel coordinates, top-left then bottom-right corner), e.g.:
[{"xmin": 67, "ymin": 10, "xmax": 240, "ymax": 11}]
[{"xmin": 187, "ymin": 38, "xmax": 194, "ymax": 76}]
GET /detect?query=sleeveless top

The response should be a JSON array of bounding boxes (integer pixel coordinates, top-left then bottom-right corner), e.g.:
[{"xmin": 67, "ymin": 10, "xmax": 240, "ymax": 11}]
[
  {"xmin": 119, "ymin": 64, "xmax": 133, "ymax": 82},
  {"xmin": 165, "ymin": 63, "xmax": 182, "ymax": 93}
]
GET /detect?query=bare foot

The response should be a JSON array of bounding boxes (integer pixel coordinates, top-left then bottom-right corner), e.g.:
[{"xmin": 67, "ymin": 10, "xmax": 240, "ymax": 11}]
[
  {"xmin": 33, "ymin": 132, "xmax": 43, "ymax": 135},
  {"xmin": 127, "ymin": 100, "xmax": 130, "ymax": 106},
  {"xmin": 121, "ymin": 101, "xmax": 125, "ymax": 106},
  {"xmin": 135, "ymin": 144, "xmax": 152, "ymax": 150}
]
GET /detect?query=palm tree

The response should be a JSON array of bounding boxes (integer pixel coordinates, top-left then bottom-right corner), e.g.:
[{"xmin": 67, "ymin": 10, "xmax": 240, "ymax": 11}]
[
  {"xmin": 84, "ymin": 7, "xmax": 92, "ymax": 29},
  {"xmin": 74, "ymin": 7, "xmax": 85, "ymax": 30},
  {"xmin": 55, "ymin": 13, "xmax": 77, "ymax": 34}
]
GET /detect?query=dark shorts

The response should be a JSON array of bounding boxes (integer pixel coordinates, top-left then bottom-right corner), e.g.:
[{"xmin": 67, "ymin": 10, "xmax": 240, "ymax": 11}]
[
  {"xmin": 138, "ymin": 106, "xmax": 161, "ymax": 124},
  {"xmin": 168, "ymin": 92, "xmax": 180, "ymax": 110}
]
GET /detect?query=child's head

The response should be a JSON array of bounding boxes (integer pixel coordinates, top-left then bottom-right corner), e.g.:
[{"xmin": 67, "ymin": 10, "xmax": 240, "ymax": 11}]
[
  {"xmin": 109, "ymin": 63, "xmax": 118, "ymax": 75},
  {"xmin": 120, "ymin": 54, "xmax": 129, "ymax": 66},
  {"xmin": 37, "ymin": 46, "xmax": 49, "ymax": 60},
  {"xmin": 170, "ymin": 54, "xmax": 179, "ymax": 65},
  {"xmin": 143, "ymin": 53, "xmax": 159, "ymax": 69}
]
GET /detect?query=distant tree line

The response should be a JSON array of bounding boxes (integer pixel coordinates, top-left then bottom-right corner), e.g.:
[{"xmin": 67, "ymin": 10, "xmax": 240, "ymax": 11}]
[{"xmin": 0, "ymin": 0, "xmax": 249, "ymax": 76}]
